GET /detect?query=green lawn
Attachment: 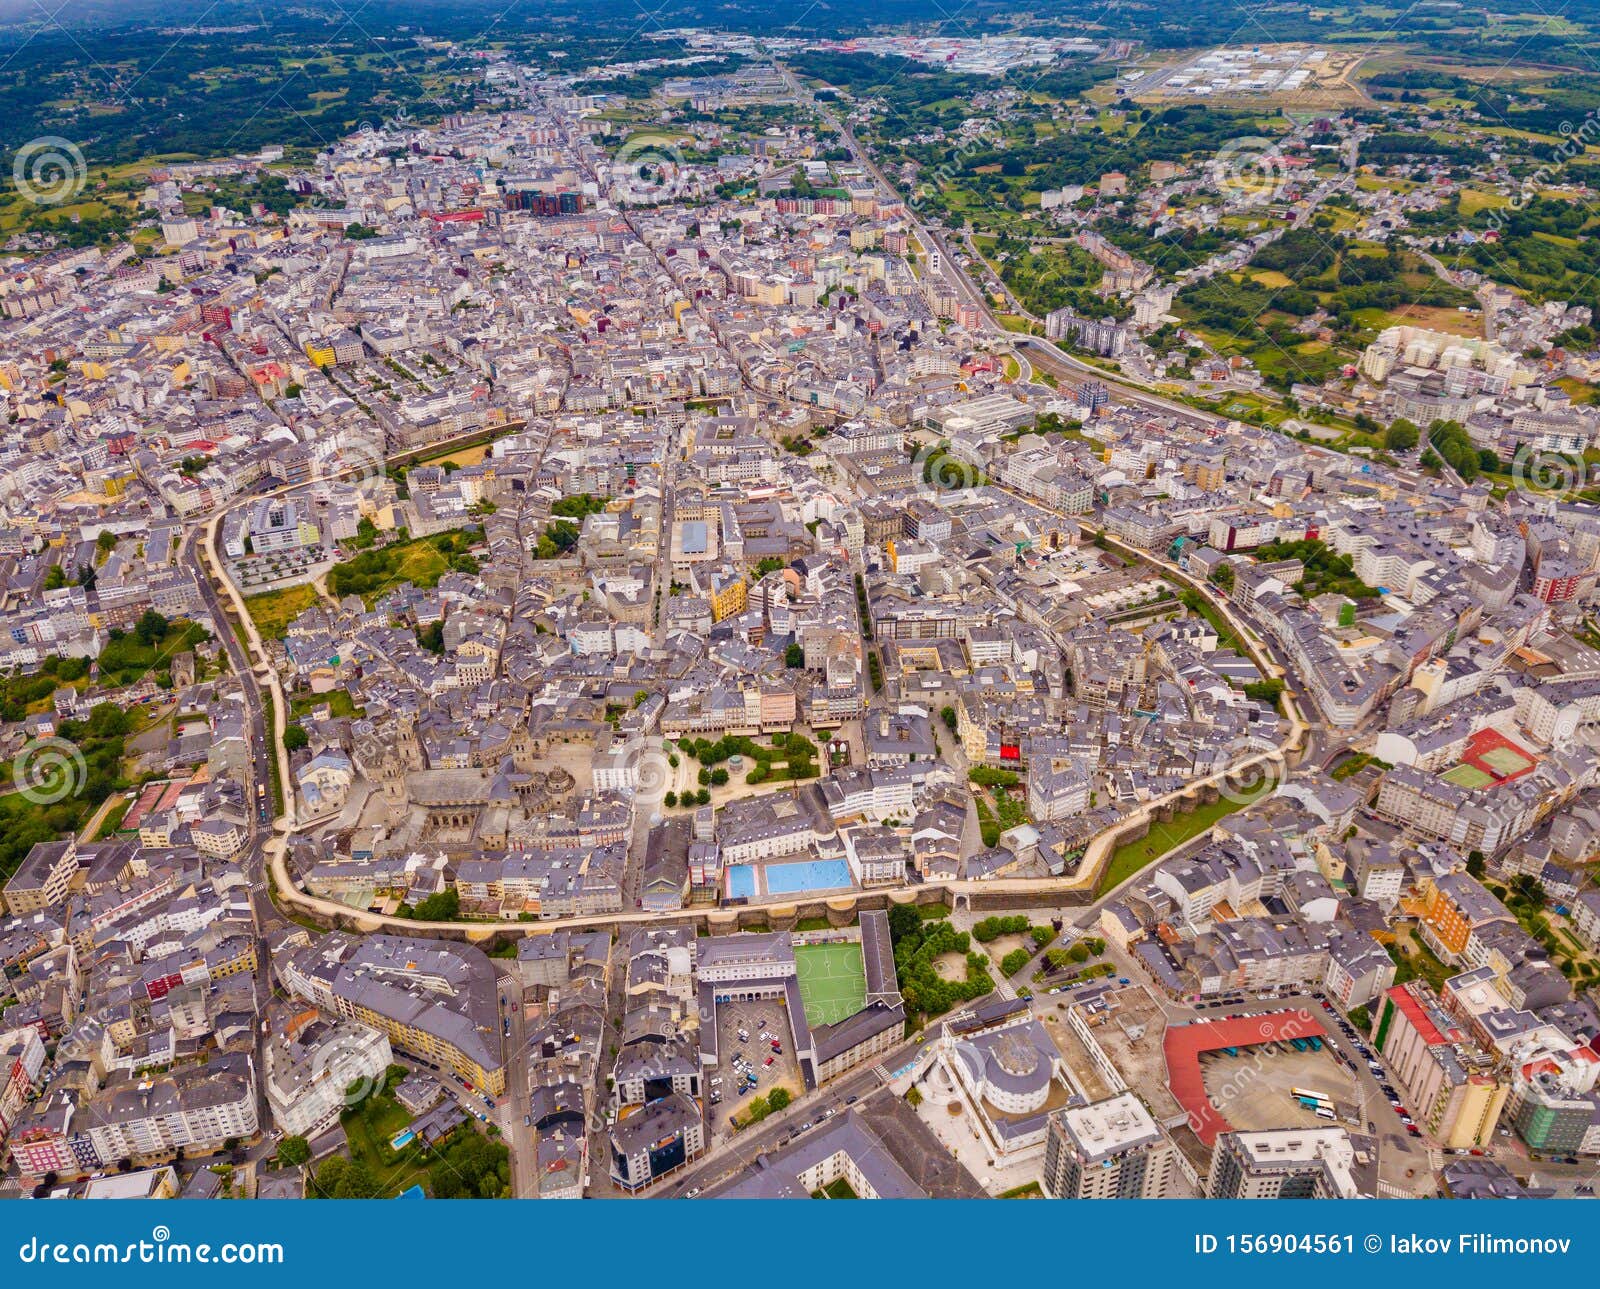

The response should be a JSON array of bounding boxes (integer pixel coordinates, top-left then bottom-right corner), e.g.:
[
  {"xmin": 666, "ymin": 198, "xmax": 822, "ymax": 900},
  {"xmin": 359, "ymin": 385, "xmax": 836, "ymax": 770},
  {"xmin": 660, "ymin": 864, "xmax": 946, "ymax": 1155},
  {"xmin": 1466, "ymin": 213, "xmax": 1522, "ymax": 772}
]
[
  {"xmin": 290, "ymin": 689, "xmax": 364, "ymax": 720},
  {"xmin": 1100, "ymin": 794, "xmax": 1257, "ymax": 892},
  {"xmin": 1442, "ymin": 763, "xmax": 1496, "ymax": 789},
  {"xmin": 335, "ymin": 1069, "xmax": 435, "ymax": 1198},
  {"xmin": 1388, "ymin": 932, "xmax": 1451, "ymax": 993},
  {"xmin": 92, "ymin": 793, "xmax": 134, "ymax": 839},
  {"xmin": 326, "ymin": 528, "xmax": 481, "ymax": 606},
  {"xmin": 244, "ymin": 585, "xmax": 319, "ymax": 640},
  {"xmin": 794, "ymin": 942, "xmax": 868, "ymax": 1028}
]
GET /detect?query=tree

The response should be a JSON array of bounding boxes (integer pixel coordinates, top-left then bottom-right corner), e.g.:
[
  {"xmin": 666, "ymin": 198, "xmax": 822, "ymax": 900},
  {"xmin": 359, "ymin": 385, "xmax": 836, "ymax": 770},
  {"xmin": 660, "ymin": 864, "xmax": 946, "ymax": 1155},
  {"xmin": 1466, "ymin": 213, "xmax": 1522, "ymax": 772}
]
[
  {"xmin": 1465, "ymin": 850, "xmax": 1487, "ymax": 878},
  {"xmin": 413, "ymin": 888, "xmax": 460, "ymax": 921},
  {"xmin": 278, "ymin": 1136, "xmax": 311, "ymax": 1167},
  {"xmin": 767, "ymin": 1088, "xmax": 791, "ymax": 1111},
  {"xmin": 134, "ymin": 610, "xmax": 169, "ymax": 645},
  {"xmin": 785, "ymin": 643, "xmax": 805, "ymax": 668},
  {"xmin": 1511, "ymin": 874, "xmax": 1547, "ymax": 909},
  {"xmin": 664, "ymin": 791, "xmax": 677, "ymax": 808},
  {"xmin": 96, "ymin": 530, "xmax": 117, "ymax": 553},
  {"xmin": 313, "ymin": 1156, "xmax": 380, "ymax": 1198},
  {"xmin": 428, "ymin": 1131, "xmax": 510, "ymax": 1199},
  {"xmin": 1244, "ymin": 678, "xmax": 1285, "ymax": 707},
  {"xmin": 1383, "ymin": 418, "xmax": 1419, "ymax": 451},
  {"xmin": 1348, "ymin": 1005, "xmax": 1371, "ymax": 1033},
  {"xmin": 888, "ymin": 904, "xmax": 923, "ymax": 942},
  {"xmin": 710, "ymin": 768, "xmax": 729, "ymax": 786},
  {"xmin": 1001, "ymin": 948, "xmax": 1032, "ymax": 976},
  {"xmin": 282, "ymin": 723, "xmax": 309, "ymax": 752},
  {"xmin": 940, "ymin": 706, "xmax": 958, "ymax": 732}
]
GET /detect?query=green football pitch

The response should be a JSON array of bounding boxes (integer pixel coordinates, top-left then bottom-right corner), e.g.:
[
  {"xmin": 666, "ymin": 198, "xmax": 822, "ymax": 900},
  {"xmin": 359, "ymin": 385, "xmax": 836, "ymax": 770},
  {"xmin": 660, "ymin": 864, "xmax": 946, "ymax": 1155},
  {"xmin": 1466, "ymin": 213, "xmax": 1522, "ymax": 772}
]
[
  {"xmin": 1442, "ymin": 763, "xmax": 1495, "ymax": 789},
  {"xmin": 795, "ymin": 943, "xmax": 868, "ymax": 1028}
]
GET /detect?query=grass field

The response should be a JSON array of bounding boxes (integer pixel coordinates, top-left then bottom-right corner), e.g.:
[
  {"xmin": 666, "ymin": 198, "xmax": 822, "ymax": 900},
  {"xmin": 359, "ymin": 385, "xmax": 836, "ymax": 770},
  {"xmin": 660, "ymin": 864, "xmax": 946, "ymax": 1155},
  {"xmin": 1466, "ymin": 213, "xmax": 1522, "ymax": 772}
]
[
  {"xmin": 290, "ymin": 689, "xmax": 364, "ymax": 720},
  {"xmin": 243, "ymin": 585, "xmax": 319, "ymax": 640},
  {"xmin": 1250, "ymin": 269, "xmax": 1295, "ymax": 289},
  {"xmin": 326, "ymin": 529, "xmax": 479, "ymax": 606},
  {"xmin": 334, "ymin": 1068, "xmax": 432, "ymax": 1198},
  {"xmin": 1100, "ymin": 793, "xmax": 1257, "ymax": 893},
  {"xmin": 794, "ymin": 943, "xmax": 867, "ymax": 1028},
  {"xmin": 1350, "ymin": 304, "xmax": 1480, "ymax": 337},
  {"xmin": 416, "ymin": 442, "xmax": 492, "ymax": 468},
  {"xmin": 1442, "ymin": 763, "xmax": 1496, "ymax": 789}
]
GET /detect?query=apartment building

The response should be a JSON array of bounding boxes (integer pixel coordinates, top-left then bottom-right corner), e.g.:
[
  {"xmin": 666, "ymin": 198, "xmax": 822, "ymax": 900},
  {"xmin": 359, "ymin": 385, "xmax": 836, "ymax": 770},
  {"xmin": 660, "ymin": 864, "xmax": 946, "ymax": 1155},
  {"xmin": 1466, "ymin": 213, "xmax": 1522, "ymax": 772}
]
[
  {"xmin": 1042, "ymin": 1092, "xmax": 1179, "ymax": 1199},
  {"xmin": 1206, "ymin": 1128, "xmax": 1377, "ymax": 1198},
  {"xmin": 278, "ymin": 933, "xmax": 506, "ymax": 1097},
  {"xmin": 1372, "ymin": 982, "xmax": 1508, "ymax": 1148}
]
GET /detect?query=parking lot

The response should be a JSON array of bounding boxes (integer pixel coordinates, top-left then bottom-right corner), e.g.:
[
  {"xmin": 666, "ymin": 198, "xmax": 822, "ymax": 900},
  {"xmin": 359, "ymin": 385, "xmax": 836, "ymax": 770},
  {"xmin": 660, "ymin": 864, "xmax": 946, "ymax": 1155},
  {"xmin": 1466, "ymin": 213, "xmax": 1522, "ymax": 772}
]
[
  {"xmin": 1200, "ymin": 1045, "xmax": 1358, "ymax": 1132},
  {"xmin": 709, "ymin": 998, "xmax": 804, "ymax": 1137}
]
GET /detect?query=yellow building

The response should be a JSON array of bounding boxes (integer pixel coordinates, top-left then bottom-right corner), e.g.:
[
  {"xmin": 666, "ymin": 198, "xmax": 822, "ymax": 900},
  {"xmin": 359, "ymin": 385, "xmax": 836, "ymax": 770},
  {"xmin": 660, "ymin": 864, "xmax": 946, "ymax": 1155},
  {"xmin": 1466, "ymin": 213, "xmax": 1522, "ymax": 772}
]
[{"xmin": 709, "ymin": 573, "xmax": 747, "ymax": 623}]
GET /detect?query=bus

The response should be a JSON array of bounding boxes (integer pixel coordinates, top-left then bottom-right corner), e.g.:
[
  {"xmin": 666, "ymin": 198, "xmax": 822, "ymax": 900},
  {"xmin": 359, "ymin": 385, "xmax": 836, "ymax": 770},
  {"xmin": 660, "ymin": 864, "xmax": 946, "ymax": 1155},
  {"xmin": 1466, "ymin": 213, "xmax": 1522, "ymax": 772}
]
[{"xmin": 1290, "ymin": 1087, "xmax": 1333, "ymax": 1107}]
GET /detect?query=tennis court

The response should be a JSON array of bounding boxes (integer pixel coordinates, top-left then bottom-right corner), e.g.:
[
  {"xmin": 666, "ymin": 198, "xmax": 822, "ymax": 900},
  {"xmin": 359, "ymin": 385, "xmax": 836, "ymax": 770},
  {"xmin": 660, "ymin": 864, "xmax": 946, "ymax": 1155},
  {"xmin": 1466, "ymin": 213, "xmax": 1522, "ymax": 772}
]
[
  {"xmin": 1461, "ymin": 727, "xmax": 1539, "ymax": 783},
  {"xmin": 1477, "ymin": 744, "xmax": 1536, "ymax": 777},
  {"xmin": 794, "ymin": 943, "xmax": 868, "ymax": 1028}
]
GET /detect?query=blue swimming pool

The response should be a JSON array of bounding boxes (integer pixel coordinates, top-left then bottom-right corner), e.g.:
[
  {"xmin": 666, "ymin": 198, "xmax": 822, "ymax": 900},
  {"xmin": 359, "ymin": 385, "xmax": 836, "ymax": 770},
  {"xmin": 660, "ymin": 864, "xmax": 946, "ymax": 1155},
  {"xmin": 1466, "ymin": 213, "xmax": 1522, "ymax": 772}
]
[
  {"xmin": 765, "ymin": 859, "xmax": 854, "ymax": 894},
  {"xmin": 726, "ymin": 865, "xmax": 756, "ymax": 899}
]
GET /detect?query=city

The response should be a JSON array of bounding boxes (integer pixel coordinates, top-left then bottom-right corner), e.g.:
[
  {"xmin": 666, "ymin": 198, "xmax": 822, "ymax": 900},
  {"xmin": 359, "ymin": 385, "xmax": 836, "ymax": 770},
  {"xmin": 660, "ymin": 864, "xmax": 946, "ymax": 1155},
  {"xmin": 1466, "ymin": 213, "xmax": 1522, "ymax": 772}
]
[{"xmin": 0, "ymin": 0, "xmax": 1599, "ymax": 1218}]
